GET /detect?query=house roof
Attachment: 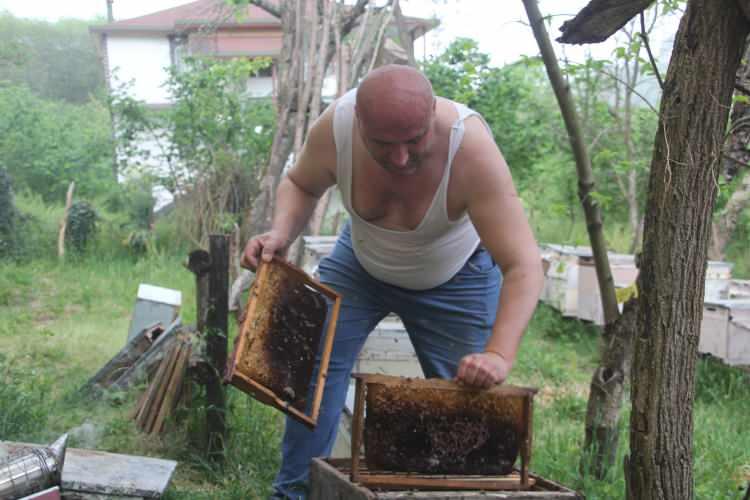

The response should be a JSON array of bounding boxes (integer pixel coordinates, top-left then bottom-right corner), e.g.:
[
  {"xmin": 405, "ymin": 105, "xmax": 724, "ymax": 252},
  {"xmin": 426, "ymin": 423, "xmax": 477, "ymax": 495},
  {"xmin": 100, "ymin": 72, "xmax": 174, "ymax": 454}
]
[
  {"xmin": 91, "ymin": 0, "xmax": 437, "ymax": 38},
  {"xmin": 90, "ymin": 0, "xmax": 280, "ymax": 34}
]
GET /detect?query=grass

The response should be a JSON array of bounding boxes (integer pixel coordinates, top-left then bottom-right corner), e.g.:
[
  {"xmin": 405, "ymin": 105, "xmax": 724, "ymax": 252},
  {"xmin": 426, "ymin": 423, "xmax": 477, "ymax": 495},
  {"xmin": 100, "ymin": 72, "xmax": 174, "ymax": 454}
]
[{"xmin": 1, "ymin": 249, "xmax": 749, "ymax": 499}]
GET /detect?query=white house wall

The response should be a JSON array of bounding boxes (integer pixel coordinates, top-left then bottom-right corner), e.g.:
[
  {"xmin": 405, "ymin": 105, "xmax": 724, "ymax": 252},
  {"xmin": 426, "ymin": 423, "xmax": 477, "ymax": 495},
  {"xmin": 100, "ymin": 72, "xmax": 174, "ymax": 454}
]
[
  {"xmin": 245, "ymin": 76, "xmax": 273, "ymax": 97},
  {"xmin": 107, "ymin": 35, "xmax": 173, "ymax": 105}
]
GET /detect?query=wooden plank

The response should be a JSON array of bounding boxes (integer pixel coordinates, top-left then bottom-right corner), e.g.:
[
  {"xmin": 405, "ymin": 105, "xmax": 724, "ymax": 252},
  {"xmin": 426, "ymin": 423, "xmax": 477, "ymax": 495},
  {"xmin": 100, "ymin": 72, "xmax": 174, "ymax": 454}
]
[
  {"xmin": 318, "ymin": 459, "xmax": 583, "ymax": 499},
  {"xmin": 230, "ymin": 371, "xmax": 316, "ymax": 428},
  {"xmin": 521, "ymin": 394, "xmax": 533, "ymax": 487},
  {"xmin": 375, "ymin": 492, "xmax": 579, "ymax": 499},
  {"xmin": 111, "ymin": 319, "xmax": 183, "ymax": 391},
  {"xmin": 350, "ymin": 376, "xmax": 366, "ymax": 484},
  {"xmin": 309, "ymin": 458, "xmax": 376, "ymax": 500},
  {"xmin": 153, "ymin": 341, "xmax": 192, "ymax": 434},
  {"xmin": 144, "ymin": 341, "xmax": 183, "ymax": 433},
  {"xmin": 310, "ymin": 287, "xmax": 341, "ymax": 423},
  {"xmin": 135, "ymin": 340, "xmax": 180, "ymax": 431},
  {"xmin": 0, "ymin": 443, "xmax": 176, "ymax": 499},
  {"xmin": 82, "ymin": 323, "xmax": 160, "ymax": 394},
  {"xmin": 357, "ymin": 474, "xmax": 532, "ymax": 491}
]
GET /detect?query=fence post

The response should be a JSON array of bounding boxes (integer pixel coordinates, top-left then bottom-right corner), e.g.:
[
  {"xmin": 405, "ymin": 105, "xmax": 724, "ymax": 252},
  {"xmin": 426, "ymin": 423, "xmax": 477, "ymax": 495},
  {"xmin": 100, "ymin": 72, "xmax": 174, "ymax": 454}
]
[{"xmin": 206, "ymin": 235, "xmax": 229, "ymax": 462}]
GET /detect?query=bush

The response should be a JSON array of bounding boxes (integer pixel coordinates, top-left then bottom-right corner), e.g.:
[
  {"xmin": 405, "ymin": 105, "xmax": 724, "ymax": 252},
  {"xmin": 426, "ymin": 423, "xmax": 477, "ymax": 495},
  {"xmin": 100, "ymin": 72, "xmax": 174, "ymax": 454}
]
[
  {"xmin": 0, "ymin": 167, "xmax": 18, "ymax": 259},
  {"xmin": 0, "ymin": 85, "xmax": 116, "ymax": 203},
  {"xmin": 66, "ymin": 201, "xmax": 97, "ymax": 254},
  {"xmin": 0, "ymin": 353, "xmax": 48, "ymax": 440}
]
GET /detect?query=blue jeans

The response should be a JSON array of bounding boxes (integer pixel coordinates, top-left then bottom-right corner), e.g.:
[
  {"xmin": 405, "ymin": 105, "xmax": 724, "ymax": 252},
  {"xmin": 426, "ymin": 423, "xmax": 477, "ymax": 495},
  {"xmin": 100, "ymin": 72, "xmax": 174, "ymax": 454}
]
[{"xmin": 271, "ymin": 222, "xmax": 502, "ymax": 499}]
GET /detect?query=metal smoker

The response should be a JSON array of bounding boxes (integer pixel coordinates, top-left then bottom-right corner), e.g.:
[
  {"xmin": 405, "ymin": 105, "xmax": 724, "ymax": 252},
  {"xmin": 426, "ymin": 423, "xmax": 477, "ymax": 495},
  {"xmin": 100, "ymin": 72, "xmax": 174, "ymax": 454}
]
[{"xmin": 0, "ymin": 434, "xmax": 68, "ymax": 499}]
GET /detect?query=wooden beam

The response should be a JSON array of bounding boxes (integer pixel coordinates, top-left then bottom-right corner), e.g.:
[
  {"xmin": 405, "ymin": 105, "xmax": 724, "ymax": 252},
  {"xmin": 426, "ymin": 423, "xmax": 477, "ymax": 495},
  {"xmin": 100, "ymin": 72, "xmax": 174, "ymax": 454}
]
[
  {"xmin": 206, "ymin": 234, "xmax": 229, "ymax": 461},
  {"xmin": 557, "ymin": 0, "xmax": 654, "ymax": 44}
]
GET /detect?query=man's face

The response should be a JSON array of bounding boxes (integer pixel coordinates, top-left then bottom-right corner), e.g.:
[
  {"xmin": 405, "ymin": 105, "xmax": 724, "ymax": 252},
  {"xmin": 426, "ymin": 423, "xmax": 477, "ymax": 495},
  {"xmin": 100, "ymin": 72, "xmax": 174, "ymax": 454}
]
[{"xmin": 357, "ymin": 101, "xmax": 436, "ymax": 175}]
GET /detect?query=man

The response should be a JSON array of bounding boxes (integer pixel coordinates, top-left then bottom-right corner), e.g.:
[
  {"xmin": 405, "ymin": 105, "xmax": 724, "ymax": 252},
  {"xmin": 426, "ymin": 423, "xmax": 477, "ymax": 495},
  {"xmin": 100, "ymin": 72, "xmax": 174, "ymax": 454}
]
[{"xmin": 242, "ymin": 64, "xmax": 543, "ymax": 499}]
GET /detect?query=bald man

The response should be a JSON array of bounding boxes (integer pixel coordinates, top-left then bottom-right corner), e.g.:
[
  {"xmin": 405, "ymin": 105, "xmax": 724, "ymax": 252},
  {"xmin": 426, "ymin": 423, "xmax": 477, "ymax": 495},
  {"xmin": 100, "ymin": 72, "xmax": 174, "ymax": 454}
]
[{"xmin": 242, "ymin": 65, "xmax": 544, "ymax": 500}]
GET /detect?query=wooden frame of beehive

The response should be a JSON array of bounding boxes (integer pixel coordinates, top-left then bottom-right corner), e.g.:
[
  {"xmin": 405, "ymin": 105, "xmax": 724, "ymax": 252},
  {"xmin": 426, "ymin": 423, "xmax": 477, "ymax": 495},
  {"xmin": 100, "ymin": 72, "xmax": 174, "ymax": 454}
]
[
  {"xmin": 349, "ymin": 373, "xmax": 538, "ymax": 491},
  {"xmin": 224, "ymin": 257, "xmax": 341, "ymax": 429}
]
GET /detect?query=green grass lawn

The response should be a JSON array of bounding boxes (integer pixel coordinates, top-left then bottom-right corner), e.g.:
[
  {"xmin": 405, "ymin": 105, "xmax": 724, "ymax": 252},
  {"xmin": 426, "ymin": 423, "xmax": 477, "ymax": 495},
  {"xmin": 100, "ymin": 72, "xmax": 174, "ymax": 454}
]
[{"xmin": 1, "ymin": 255, "xmax": 749, "ymax": 499}]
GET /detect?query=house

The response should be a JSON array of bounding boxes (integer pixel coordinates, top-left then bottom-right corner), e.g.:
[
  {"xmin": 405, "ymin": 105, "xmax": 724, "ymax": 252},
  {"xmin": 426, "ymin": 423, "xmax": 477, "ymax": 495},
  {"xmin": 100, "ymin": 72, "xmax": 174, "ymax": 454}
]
[
  {"xmin": 90, "ymin": 0, "xmax": 436, "ymax": 212},
  {"xmin": 90, "ymin": 0, "xmax": 437, "ymax": 107}
]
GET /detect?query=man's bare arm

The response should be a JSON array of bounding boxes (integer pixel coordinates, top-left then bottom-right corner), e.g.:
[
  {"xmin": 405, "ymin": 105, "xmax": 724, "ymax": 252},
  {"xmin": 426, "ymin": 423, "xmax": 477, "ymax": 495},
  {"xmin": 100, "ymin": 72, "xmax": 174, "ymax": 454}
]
[{"xmin": 455, "ymin": 117, "xmax": 544, "ymax": 387}]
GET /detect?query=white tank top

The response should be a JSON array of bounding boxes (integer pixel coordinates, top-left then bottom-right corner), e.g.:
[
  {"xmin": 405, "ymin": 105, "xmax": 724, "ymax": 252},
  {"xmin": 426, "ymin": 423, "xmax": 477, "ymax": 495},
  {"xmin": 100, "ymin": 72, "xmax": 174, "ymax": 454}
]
[{"xmin": 333, "ymin": 89, "xmax": 483, "ymax": 290}]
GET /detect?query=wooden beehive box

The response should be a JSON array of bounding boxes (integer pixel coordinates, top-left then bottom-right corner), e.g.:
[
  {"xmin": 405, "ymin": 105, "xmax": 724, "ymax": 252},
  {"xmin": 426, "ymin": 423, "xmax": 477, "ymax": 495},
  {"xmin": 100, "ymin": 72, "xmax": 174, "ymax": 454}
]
[
  {"xmin": 348, "ymin": 374, "xmax": 538, "ymax": 492},
  {"xmin": 225, "ymin": 257, "xmax": 341, "ymax": 428},
  {"xmin": 310, "ymin": 458, "xmax": 584, "ymax": 499}
]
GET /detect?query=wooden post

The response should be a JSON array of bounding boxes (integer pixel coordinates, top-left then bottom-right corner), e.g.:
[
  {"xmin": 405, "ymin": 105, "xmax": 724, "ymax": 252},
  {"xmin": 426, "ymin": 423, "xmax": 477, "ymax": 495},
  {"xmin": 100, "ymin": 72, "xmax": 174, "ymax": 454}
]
[
  {"xmin": 186, "ymin": 250, "xmax": 211, "ymax": 333},
  {"xmin": 57, "ymin": 181, "xmax": 75, "ymax": 260},
  {"xmin": 206, "ymin": 234, "xmax": 229, "ymax": 462}
]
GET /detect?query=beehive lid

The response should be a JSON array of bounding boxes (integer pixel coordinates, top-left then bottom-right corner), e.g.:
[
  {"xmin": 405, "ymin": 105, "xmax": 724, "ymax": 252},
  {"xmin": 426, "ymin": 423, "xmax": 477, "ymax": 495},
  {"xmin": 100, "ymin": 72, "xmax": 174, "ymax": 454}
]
[{"xmin": 136, "ymin": 284, "xmax": 182, "ymax": 306}]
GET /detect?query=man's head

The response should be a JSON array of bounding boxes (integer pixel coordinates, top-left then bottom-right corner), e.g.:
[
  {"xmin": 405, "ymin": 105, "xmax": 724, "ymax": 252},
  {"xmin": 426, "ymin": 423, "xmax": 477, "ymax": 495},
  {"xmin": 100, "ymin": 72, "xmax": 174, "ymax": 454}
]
[{"xmin": 355, "ymin": 65, "xmax": 436, "ymax": 175}]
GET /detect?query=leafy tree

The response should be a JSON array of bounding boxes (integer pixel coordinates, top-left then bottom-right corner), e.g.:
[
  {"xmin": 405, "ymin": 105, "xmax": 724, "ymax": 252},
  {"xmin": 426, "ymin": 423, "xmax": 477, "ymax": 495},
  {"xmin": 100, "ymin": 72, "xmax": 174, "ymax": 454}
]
[
  {"xmin": 0, "ymin": 13, "xmax": 105, "ymax": 103},
  {"xmin": 422, "ymin": 38, "xmax": 491, "ymax": 105},
  {"xmin": 0, "ymin": 85, "xmax": 116, "ymax": 203},
  {"xmin": 111, "ymin": 56, "xmax": 276, "ymax": 245},
  {"xmin": 0, "ymin": 167, "xmax": 18, "ymax": 259}
]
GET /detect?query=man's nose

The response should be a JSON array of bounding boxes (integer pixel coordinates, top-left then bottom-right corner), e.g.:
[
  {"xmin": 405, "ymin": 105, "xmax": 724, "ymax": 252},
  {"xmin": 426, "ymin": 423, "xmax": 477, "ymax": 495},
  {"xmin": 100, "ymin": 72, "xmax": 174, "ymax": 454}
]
[{"xmin": 389, "ymin": 144, "xmax": 409, "ymax": 166}]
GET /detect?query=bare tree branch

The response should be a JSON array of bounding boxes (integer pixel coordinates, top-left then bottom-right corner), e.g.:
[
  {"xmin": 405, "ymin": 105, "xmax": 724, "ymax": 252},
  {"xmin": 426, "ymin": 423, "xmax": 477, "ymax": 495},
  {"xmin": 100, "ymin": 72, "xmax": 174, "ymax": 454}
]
[
  {"xmin": 340, "ymin": 0, "xmax": 370, "ymax": 37},
  {"xmin": 248, "ymin": 0, "xmax": 281, "ymax": 19},
  {"xmin": 599, "ymin": 68, "xmax": 659, "ymax": 113},
  {"xmin": 558, "ymin": 0, "xmax": 654, "ymax": 44},
  {"xmin": 739, "ymin": 0, "xmax": 750, "ymax": 22},
  {"xmin": 638, "ymin": 11, "xmax": 664, "ymax": 90}
]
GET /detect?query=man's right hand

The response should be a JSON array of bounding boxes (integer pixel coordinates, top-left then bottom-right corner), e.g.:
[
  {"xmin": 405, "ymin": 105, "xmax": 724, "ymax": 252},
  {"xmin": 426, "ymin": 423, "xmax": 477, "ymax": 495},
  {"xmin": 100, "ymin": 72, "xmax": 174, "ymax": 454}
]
[{"xmin": 240, "ymin": 231, "xmax": 289, "ymax": 271}]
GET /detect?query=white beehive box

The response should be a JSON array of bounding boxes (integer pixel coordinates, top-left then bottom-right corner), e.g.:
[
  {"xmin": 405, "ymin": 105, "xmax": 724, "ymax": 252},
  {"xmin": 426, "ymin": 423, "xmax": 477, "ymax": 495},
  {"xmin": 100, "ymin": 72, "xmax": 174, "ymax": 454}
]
[
  {"xmin": 699, "ymin": 300, "xmax": 750, "ymax": 365},
  {"xmin": 301, "ymin": 235, "xmax": 337, "ymax": 276},
  {"xmin": 127, "ymin": 284, "xmax": 181, "ymax": 342},
  {"xmin": 705, "ymin": 261, "xmax": 733, "ymax": 301},
  {"xmin": 729, "ymin": 279, "xmax": 750, "ymax": 299},
  {"xmin": 540, "ymin": 245, "xmax": 590, "ymax": 318},
  {"xmin": 576, "ymin": 254, "xmax": 638, "ymax": 325},
  {"xmin": 353, "ymin": 317, "xmax": 423, "ymax": 378}
]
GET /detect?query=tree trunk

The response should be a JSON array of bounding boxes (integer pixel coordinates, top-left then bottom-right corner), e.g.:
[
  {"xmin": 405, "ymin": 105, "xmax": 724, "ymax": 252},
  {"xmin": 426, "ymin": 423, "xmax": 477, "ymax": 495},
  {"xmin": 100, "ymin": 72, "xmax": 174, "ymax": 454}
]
[
  {"xmin": 523, "ymin": 0, "xmax": 629, "ymax": 478},
  {"xmin": 582, "ymin": 298, "xmax": 638, "ymax": 477},
  {"xmin": 247, "ymin": 0, "xmax": 370, "ymax": 238},
  {"xmin": 627, "ymin": 2, "xmax": 748, "ymax": 499}
]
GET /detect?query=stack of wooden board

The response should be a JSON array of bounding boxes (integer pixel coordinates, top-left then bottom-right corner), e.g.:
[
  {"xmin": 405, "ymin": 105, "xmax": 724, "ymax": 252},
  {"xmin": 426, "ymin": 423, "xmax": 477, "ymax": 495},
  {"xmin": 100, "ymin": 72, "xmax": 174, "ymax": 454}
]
[{"xmin": 132, "ymin": 334, "xmax": 193, "ymax": 434}]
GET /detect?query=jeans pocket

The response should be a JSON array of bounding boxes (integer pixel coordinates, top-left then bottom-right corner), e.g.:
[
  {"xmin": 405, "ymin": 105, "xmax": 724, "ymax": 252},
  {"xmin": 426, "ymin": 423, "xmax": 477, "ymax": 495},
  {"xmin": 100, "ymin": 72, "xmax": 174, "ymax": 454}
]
[{"xmin": 466, "ymin": 246, "xmax": 496, "ymax": 274}]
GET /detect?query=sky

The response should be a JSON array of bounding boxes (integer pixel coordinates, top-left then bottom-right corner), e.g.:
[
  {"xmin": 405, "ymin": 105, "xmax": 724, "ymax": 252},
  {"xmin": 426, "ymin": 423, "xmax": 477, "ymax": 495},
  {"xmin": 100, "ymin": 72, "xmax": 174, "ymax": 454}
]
[{"xmin": 0, "ymin": 0, "xmax": 681, "ymax": 68}]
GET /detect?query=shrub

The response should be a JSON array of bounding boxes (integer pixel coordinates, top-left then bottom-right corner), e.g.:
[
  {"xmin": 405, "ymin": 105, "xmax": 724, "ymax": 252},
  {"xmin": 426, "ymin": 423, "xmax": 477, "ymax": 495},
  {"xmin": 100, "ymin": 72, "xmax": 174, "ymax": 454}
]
[
  {"xmin": 66, "ymin": 201, "xmax": 97, "ymax": 254},
  {"xmin": 0, "ymin": 167, "xmax": 18, "ymax": 259},
  {"xmin": 0, "ymin": 353, "xmax": 48, "ymax": 440}
]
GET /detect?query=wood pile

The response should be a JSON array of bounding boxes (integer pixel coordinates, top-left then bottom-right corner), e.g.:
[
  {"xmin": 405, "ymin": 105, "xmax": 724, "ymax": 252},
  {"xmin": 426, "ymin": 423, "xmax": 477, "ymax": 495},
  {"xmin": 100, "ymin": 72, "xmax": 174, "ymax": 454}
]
[
  {"xmin": 81, "ymin": 319, "xmax": 184, "ymax": 396},
  {"xmin": 132, "ymin": 335, "xmax": 193, "ymax": 435}
]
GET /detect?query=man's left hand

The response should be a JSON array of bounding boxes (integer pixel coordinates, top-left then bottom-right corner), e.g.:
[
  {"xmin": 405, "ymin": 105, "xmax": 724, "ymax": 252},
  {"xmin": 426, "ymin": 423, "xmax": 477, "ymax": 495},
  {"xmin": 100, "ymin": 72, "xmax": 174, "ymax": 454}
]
[{"xmin": 456, "ymin": 351, "xmax": 511, "ymax": 389}]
